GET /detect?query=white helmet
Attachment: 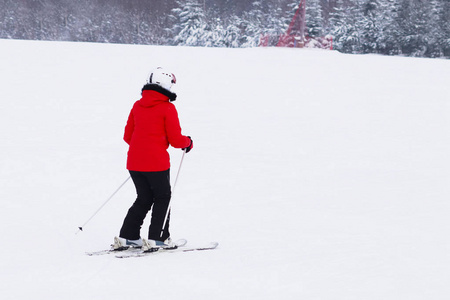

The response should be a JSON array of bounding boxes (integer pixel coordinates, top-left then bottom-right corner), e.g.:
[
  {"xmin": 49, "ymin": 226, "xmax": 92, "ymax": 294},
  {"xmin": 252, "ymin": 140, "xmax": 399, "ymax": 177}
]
[{"xmin": 147, "ymin": 67, "xmax": 177, "ymax": 91}]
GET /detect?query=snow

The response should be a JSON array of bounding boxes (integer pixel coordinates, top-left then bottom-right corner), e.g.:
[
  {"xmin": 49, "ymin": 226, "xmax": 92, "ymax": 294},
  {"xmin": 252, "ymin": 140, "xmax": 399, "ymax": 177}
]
[{"xmin": 0, "ymin": 38, "xmax": 449, "ymax": 299}]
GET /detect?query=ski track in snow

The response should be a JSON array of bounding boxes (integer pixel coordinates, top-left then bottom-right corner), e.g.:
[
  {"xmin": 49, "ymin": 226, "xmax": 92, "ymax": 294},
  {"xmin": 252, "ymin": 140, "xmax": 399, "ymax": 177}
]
[{"xmin": 0, "ymin": 39, "xmax": 449, "ymax": 299}]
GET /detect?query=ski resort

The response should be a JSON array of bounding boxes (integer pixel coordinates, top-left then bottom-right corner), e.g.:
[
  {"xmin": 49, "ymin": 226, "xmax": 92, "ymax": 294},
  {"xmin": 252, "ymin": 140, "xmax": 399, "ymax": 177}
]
[{"xmin": 0, "ymin": 0, "xmax": 449, "ymax": 299}]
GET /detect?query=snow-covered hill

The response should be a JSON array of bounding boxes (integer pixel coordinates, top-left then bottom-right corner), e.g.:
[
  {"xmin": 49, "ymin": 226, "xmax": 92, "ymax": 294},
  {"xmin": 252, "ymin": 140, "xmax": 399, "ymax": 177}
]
[{"xmin": 0, "ymin": 38, "xmax": 449, "ymax": 299}]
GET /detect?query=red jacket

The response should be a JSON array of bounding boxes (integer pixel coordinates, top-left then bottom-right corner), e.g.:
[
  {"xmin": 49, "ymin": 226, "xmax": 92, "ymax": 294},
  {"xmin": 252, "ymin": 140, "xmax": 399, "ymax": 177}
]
[{"xmin": 124, "ymin": 86, "xmax": 191, "ymax": 172}]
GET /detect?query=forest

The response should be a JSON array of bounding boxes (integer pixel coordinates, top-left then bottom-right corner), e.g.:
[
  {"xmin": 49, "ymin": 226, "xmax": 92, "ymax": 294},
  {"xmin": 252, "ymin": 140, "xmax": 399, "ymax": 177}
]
[{"xmin": 1, "ymin": 0, "xmax": 449, "ymax": 58}]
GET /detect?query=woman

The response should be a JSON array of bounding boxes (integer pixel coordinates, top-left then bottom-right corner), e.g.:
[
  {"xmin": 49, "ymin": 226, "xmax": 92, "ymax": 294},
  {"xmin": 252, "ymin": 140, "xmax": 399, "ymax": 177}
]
[{"xmin": 113, "ymin": 67, "xmax": 193, "ymax": 251}]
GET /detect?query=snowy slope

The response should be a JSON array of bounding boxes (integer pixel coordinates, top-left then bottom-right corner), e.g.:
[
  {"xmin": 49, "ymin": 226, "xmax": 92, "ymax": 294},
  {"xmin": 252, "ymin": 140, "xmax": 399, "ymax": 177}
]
[{"xmin": 0, "ymin": 38, "xmax": 449, "ymax": 300}]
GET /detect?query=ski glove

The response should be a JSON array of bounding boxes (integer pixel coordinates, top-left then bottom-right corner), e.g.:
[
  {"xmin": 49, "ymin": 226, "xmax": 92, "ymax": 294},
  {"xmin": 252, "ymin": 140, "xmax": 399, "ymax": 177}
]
[{"xmin": 183, "ymin": 136, "xmax": 193, "ymax": 153}]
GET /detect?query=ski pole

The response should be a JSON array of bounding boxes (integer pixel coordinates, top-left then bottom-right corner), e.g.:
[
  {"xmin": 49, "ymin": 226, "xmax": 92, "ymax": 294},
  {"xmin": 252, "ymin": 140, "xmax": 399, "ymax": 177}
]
[
  {"xmin": 76, "ymin": 175, "xmax": 131, "ymax": 234},
  {"xmin": 160, "ymin": 150, "xmax": 185, "ymax": 238}
]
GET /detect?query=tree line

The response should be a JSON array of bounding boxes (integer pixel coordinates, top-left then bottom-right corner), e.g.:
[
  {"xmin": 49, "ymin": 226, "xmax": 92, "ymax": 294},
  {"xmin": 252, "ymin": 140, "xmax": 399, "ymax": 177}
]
[{"xmin": 1, "ymin": 0, "xmax": 448, "ymax": 58}]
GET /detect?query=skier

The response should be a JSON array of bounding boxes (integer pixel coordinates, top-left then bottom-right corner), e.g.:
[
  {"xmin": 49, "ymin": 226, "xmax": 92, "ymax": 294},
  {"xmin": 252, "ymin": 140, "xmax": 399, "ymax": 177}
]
[{"xmin": 113, "ymin": 67, "xmax": 193, "ymax": 252}]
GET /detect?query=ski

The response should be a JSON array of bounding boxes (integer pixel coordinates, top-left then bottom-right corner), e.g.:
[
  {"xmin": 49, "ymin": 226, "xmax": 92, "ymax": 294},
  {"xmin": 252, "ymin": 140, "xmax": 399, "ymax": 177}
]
[
  {"xmin": 86, "ymin": 248, "xmax": 136, "ymax": 256},
  {"xmin": 85, "ymin": 238, "xmax": 188, "ymax": 256},
  {"xmin": 182, "ymin": 242, "xmax": 219, "ymax": 252},
  {"xmin": 115, "ymin": 241, "xmax": 219, "ymax": 258}
]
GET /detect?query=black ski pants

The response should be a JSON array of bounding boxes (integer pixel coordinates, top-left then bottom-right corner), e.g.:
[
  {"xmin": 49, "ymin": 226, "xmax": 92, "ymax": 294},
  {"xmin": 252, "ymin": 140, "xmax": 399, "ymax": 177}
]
[{"xmin": 119, "ymin": 169, "xmax": 171, "ymax": 241}]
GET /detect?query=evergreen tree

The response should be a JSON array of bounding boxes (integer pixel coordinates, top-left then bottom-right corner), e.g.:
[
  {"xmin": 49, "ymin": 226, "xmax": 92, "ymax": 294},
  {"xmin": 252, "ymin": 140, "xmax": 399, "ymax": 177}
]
[
  {"xmin": 240, "ymin": 1, "xmax": 290, "ymax": 47},
  {"xmin": 306, "ymin": 0, "xmax": 324, "ymax": 37},
  {"xmin": 203, "ymin": 17, "xmax": 227, "ymax": 47},
  {"xmin": 224, "ymin": 15, "xmax": 245, "ymax": 47},
  {"xmin": 378, "ymin": 0, "xmax": 402, "ymax": 55},
  {"xmin": 396, "ymin": 0, "xmax": 428, "ymax": 57},
  {"xmin": 425, "ymin": 0, "xmax": 445, "ymax": 58},
  {"xmin": 329, "ymin": 0, "xmax": 361, "ymax": 53},
  {"xmin": 443, "ymin": 0, "xmax": 450, "ymax": 57},
  {"xmin": 240, "ymin": 1, "xmax": 266, "ymax": 47},
  {"xmin": 360, "ymin": 0, "xmax": 384, "ymax": 54},
  {"xmin": 171, "ymin": 0, "xmax": 209, "ymax": 46}
]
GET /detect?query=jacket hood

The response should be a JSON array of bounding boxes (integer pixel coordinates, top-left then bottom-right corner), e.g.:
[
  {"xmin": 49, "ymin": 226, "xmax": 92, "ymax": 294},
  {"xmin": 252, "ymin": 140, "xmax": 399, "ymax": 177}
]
[{"xmin": 139, "ymin": 84, "xmax": 177, "ymax": 108}]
